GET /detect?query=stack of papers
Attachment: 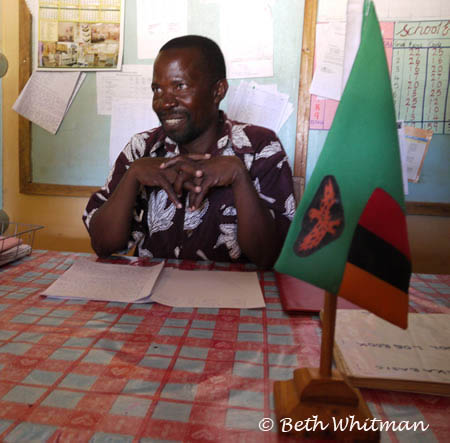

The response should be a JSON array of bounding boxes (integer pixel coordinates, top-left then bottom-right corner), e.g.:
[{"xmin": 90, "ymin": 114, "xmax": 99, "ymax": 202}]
[
  {"xmin": 0, "ymin": 244, "xmax": 32, "ymax": 267},
  {"xmin": 227, "ymin": 80, "xmax": 293, "ymax": 133},
  {"xmin": 42, "ymin": 258, "xmax": 266, "ymax": 309},
  {"xmin": 13, "ymin": 71, "xmax": 86, "ymax": 134}
]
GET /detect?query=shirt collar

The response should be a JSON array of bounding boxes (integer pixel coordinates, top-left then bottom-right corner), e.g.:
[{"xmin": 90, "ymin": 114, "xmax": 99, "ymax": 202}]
[{"xmin": 152, "ymin": 111, "xmax": 233, "ymax": 156}]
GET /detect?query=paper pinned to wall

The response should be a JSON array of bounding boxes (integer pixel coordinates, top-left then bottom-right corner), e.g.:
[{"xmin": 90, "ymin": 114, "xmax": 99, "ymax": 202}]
[
  {"xmin": 318, "ymin": 0, "xmax": 450, "ymax": 21},
  {"xmin": 309, "ymin": 22, "xmax": 346, "ymax": 101},
  {"xmin": 136, "ymin": 0, "xmax": 188, "ymax": 60},
  {"xmin": 227, "ymin": 81, "xmax": 293, "ymax": 133},
  {"xmin": 12, "ymin": 71, "xmax": 85, "ymax": 134},
  {"xmin": 396, "ymin": 122, "xmax": 409, "ymax": 195},
  {"xmin": 403, "ymin": 126, "xmax": 433, "ymax": 183},
  {"xmin": 96, "ymin": 64, "xmax": 154, "ymax": 115},
  {"xmin": 109, "ymin": 99, "xmax": 160, "ymax": 166},
  {"xmin": 220, "ymin": 0, "xmax": 274, "ymax": 78}
]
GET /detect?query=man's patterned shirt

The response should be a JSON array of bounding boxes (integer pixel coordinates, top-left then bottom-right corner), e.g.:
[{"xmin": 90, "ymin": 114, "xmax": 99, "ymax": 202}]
[{"xmin": 83, "ymin": 113, "xmax": 295, "ymax": 262}]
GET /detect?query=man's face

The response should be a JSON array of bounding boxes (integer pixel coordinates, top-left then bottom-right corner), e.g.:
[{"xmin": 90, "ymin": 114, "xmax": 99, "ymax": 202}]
[{"xmin": 152, "ymin": 47, "xmax": 220, "ymax": 145}]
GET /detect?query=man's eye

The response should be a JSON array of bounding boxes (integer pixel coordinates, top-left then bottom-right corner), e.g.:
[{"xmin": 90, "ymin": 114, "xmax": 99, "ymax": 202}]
[
  {"xmin": 152, "ymin": 86, "xmax": 161, "ymax": 94},
  {"xmin": 177, "ymin": 83, "xmax": 188, "ymax": 90}
]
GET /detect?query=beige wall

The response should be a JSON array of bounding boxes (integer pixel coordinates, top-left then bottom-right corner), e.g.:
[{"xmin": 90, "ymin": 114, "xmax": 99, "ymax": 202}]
[
  {"xmin": 2, "ymin": 1, "xmax": 449, "ymax": 271},
  {"xmin": 2, "ymin": 0, "xmax": 92, "ymax": 253}
]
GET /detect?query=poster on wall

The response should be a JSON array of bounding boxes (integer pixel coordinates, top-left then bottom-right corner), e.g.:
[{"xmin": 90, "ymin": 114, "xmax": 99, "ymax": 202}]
[
  {"xmin": 36, "ymin": 0, "xmax": 125, "ymax": 71},
  {"xmin": 310, "ymin": 19, "xmax": 450, "ymax": 135}
]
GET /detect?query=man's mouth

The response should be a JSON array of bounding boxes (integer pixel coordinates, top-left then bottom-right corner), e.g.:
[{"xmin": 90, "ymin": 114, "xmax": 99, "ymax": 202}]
[
  {"xmin": 164, "ymin": 117, "xmax": 184, "ymax": 126},
  {"xmin": 160, "ymin": 113, "xmax": 187, "ymax": 128}
]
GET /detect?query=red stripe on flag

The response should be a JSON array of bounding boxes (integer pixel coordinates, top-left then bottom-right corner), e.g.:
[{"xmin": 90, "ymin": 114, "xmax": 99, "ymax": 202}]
[{"xmin": 358, "ymin": 188, "xmax": 411, "ymax": 260}]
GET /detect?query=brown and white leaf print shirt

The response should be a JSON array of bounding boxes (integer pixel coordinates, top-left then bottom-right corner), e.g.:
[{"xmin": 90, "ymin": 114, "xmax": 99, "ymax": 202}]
[{"xmin": 83, "ymin": 113, "xmax": 295, "ymax": 263}]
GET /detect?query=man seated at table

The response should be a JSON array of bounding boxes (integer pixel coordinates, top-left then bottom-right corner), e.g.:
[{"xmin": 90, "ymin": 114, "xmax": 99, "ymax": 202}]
[{"xmin": 83, "ymin": 35, "xmax": 295, "ymax": 269}]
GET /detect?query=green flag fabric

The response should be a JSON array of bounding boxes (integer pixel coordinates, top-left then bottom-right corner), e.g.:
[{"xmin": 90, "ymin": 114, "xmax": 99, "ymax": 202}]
[{"xmin": 275, "ymin": 1, "xmax": 410, "ymax": 303}]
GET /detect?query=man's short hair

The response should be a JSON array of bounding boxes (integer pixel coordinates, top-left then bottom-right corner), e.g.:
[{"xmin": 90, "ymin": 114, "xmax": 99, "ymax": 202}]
[{"xmin": 159, "ymin": 35, "xmax": 226, "ymax": 83}]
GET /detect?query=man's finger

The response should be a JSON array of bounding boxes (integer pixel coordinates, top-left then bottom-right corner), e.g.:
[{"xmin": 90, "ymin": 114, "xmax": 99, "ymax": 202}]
[
  {"xmin": 182, "ymin": 180, "xmax": 201, "ymax": 194},
  {"xmin": 159, "ymin": 176, "xmax": 182, "ymax": 209},
  {"xmin": 161, "ymin": 161, "xmax": 203, "ymax": 180},
  {"xmin": 173, "ymin": 170, "xmax": 185, "ymax": 196},
  {"xmin": 160, "ymin": 153, "xmax": 210, "ymax": 169},
  {"xmin": 185, "ymin": 153, "xmax": 211, "ymax": 161},
  {"xmin": 190, "ymin": 181, "xmax": 211, "ymax": 210}
]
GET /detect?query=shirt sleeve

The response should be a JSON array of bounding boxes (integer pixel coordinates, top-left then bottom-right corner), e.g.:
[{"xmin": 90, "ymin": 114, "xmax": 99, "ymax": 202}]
[
  {"xmin": 248, "ymin": 132, "xmax": 296, "ymax": 243},
  {"xmin": 82, "ymin": 131, "xmax": 154, "ymax": 242},
  {"xmin": 82, "ymin": 148, "xmax": 131, "ymax": 231}
]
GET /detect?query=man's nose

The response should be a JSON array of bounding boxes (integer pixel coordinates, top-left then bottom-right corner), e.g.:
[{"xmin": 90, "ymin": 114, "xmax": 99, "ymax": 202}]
[{"xmin": 159, "ymin": 89, "xmax": 178, "ymax": 109}]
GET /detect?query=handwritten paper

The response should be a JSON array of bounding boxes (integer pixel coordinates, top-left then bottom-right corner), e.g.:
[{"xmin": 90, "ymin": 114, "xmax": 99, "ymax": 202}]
[
  {"xmin": 13, "ymin": 71, "xmax": 85, "ymax": 134},
  {"xmin": 310, "ymin": 19, "xmax": 450, "ymax": 134},
  {"xmin": 42, "ymin": 259, "xmax": 165, "ymax": 303},
  {"xmin": 151, "ymin": 267, "xmax": 265, "ymax": 309},
  {"xmin": 96, "ymin": 64, "xmax": 154, "ymax": 115},
  {"xmin": 42, "ymin": 259, "xmax": 265, "ymax": 309},
  {"xmin": 333, "ymin": 310, "xmax": 450, "ymax": 395}
]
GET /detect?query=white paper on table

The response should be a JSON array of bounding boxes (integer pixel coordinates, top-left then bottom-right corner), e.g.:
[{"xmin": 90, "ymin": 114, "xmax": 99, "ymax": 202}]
[
  {"xmin": 396, "ymin": 122, "xmax": 409, "ymax": 195},
  {"xmin": 109, "ymin": 99, "xmax": 160, "ymax": 166},
  {"xmin": 151, "ymin": 268, "xmax": 265, "ymax": 309},
  {"xmin": 96, "ymin": 64, "xmax": 154, "ymax": 115},
  {"xmin": 227, "ymin": 81, "xmax": 290, "ymax": 133},
  {"xmin": 42, "ymin": 259, "xmax": 165, "ymax": 303},
  {"xmin": 137, "ymin": 0, "xmax": 188, "ymax": 60},
  {"xmin": 310, "ymin": 22, "xmax": 346, "ymax": 101},
  {"xmin": 12, "ymin": 71, "xmax": 83, "ymax": 134},
  {"xmin": 220, "ymin": 0, "xmax": 273, "ymax": 78}
]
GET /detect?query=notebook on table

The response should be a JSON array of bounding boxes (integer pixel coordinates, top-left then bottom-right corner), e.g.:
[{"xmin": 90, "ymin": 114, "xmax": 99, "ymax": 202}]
[{"xmin": 275, "ymin": 271, "xmax": 359, "ymax": 312}]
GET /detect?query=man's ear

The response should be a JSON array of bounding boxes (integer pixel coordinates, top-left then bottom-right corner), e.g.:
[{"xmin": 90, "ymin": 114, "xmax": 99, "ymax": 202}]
[{"xmin": 213, "ymin": 79, "xmax": 228, "ymax": 105}]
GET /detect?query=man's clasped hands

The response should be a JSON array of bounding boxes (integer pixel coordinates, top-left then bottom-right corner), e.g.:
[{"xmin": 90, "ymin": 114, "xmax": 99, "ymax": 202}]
[{"xmin": 129, "ymin": 153, "xmax": 248, "ymax": 211}]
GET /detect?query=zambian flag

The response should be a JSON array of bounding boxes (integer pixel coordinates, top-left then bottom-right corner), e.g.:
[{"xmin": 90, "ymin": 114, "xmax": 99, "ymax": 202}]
[{"xmin": 275, "ymin": 0, "xmax": 411, "ymax": 329}]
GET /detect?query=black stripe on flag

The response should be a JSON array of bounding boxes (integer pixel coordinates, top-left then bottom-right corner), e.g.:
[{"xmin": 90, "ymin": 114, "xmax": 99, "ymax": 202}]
[{"xmin": 347, "ymin": 224, "xmax": 411, "ymax": 293}]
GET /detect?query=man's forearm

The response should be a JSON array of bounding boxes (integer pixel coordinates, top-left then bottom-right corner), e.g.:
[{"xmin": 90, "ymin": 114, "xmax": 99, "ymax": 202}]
[
  {"xmin": 232, "ymin": 172, "xmax": 282, "ymax": 269},
  {"xmin": 89, "ymin": 170, "xmax": 140, "ymax": 257}
]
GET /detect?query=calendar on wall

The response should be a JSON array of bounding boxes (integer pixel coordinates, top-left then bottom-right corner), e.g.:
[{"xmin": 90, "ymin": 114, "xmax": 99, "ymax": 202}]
[
  {"xmin": 310, "ymin": 19, "xmax": 450, "ymax": 135},
  {"xmin": 37, "ymin": 0, "xmax": 124, "ymax": 71}
]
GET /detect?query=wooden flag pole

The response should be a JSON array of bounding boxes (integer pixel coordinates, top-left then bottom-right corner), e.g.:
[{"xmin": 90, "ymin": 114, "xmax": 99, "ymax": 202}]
[
  {"xmin": 319, "ymin": 291, "xmax": 337, "ymax": 378},
  {"xmin": 273, "ymin": 290, "xmax": 380, "ymax": 440}
]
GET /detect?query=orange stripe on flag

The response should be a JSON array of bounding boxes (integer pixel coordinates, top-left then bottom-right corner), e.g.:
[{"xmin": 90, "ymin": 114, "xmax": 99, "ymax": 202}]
[{"xmin": 337, "ymin": 263, "xmax": 408, "ymax": 329}]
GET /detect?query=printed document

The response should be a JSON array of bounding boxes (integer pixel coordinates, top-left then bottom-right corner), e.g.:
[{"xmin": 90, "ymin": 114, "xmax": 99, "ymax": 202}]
[{"xmin": 96, "ymin": 64, "xmax": 154, "ymax": 115}]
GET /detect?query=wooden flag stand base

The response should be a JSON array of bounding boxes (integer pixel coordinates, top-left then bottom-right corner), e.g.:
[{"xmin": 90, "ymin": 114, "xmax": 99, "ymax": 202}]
[{"xmin": 274, "ymin": 292, "xmax": 380, "ymax": 441}]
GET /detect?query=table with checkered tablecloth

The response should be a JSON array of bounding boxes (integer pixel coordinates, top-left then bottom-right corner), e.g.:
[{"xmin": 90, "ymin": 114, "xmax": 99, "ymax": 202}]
[{"xmin": 0, "ymin": 250, "xmax": 449, "ymax": 442}]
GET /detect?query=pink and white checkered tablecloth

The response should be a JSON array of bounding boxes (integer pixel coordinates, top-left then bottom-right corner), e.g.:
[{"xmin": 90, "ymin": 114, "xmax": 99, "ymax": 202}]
[{"xmin": 0, "ymin": 250, "xmax": 449, "ymax": 442}]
